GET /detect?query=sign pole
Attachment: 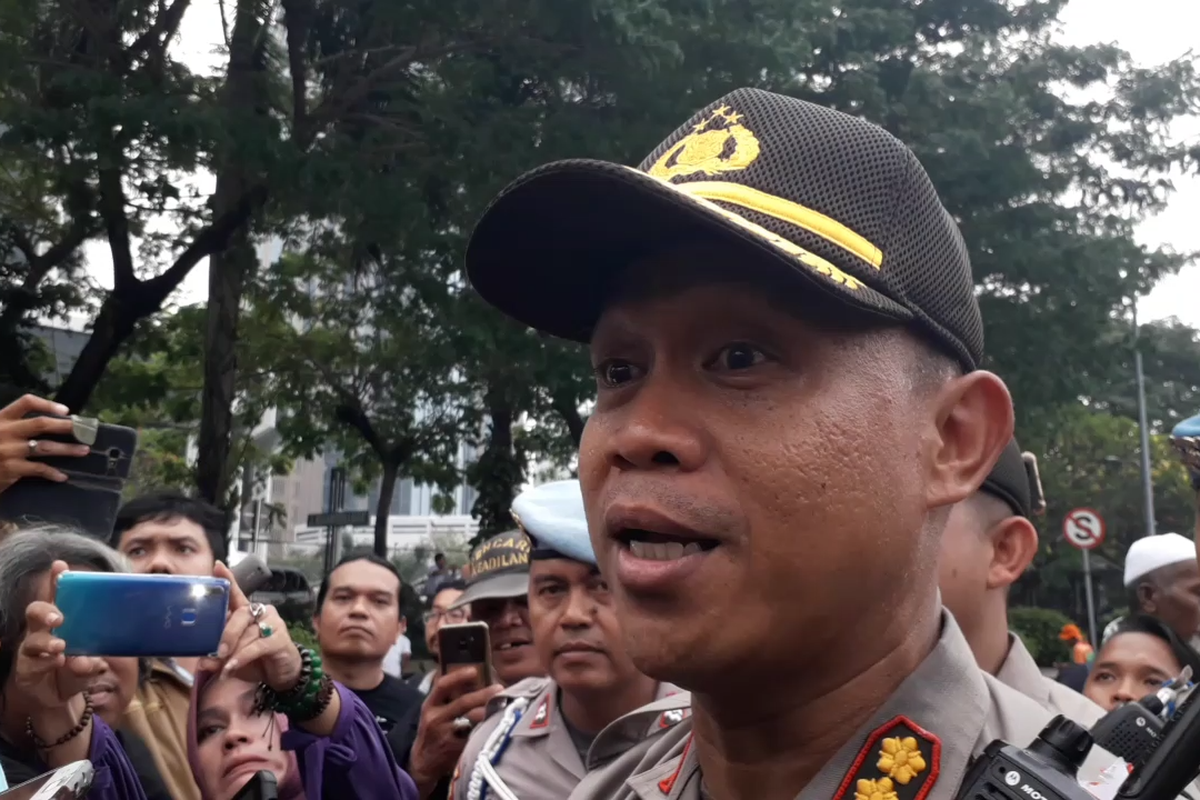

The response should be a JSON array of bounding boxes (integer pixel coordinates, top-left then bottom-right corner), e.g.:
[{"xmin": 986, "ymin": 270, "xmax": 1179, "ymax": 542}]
[
  {"xmin": 1082, "ymin": 548, "xmax": 1098, "ymax": 647},
  {"xmin": 1063, "ymin": 507, "xmax": 1107, "ymax": 646}
]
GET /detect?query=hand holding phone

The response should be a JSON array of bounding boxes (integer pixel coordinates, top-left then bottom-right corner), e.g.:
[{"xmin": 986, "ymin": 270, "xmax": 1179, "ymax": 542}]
[
  {"xmin": 408, "ymin": 667, "xmax": 503, "ymax": 791},
  {"xmin": 52, "ymin": 570, "xmax": 230, "ymax": 657},
  {"xmin": 14, "ymin": 562, "xmax": 104, "ymax": 712}
]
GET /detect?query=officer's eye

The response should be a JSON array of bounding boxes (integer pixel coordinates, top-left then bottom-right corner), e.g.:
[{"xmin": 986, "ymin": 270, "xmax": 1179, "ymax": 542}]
[
  {"xmin": 709, "ymin": 342, "xmax": 768, "ymax": 372},
  {"xmin": 594, "ymin": 359, "xmax": 643, "ymax": 388}
]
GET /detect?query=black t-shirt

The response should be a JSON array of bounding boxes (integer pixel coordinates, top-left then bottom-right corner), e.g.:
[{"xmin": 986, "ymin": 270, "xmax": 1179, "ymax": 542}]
[
  {"xmin": 350, "ymin": 673, "xmax": 424, "ymax": 736},
  {"xmin": 0, "ymin": 729, "xmax": 170, "ymax": 800}
]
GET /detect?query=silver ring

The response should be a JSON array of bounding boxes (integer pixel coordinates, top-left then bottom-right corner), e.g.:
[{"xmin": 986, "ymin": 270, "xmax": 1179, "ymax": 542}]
[
  {"xmin": 451, "ymin": 716, "xmax": 474, "ymax": 733},
  {"xmin": 27, "ymin": 439, "xmax": 38, "ymax": 455},
  {"xmin": 249, "ymin": 602, "xmax": 266, "ymax": 620}
]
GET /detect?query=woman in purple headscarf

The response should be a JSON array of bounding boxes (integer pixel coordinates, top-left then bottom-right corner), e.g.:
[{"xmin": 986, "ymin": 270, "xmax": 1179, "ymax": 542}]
[{"xmin": 186, "ymin": 563, "xmax": 418, "ymax": 800}]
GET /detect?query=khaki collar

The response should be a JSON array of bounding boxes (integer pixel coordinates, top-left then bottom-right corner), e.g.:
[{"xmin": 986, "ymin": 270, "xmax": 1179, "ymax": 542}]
[
  {"xmin": 995, "ymin": 632, "xmax": 1049, "ymax": 707},
  {"xmin": 626, "ymin": 611, "xmax": 988, "ymax": 800}
]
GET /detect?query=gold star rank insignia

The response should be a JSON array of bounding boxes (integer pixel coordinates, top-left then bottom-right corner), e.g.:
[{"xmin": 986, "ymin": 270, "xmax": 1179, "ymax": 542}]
[{"xmin": 833, "ymin": 716, "xmax": 941, "ymax": 800}]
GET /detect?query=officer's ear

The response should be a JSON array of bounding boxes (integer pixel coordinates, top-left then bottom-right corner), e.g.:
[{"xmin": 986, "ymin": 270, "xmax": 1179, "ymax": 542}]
[
  {"xmin": 985, "ymin": 516, "xmax": 1038, "ymax": 591},
  {"xmin": 925, "ymin": 370, "xmax": 1014, "ymax": 511}
]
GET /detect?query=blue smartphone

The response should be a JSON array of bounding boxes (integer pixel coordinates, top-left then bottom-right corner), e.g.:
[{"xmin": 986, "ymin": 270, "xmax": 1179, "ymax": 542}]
[{"xmin": 53, "ymin": 572, "xmax": 230, "ymax": 657}]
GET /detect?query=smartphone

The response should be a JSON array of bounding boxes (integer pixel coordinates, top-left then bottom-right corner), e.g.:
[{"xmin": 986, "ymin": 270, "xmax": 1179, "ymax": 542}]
[
  {"xmin": 231, "ymin": 771, "xmax": 278, "ymax": 800},
  {"xmin": 0, "ymin": 414, "xmax": 138, "ymax": 538},
  {"xmin": 53, "ymin": 572, "xmax": 230, "ymax": 657},
  {"xmin": 232, "ymin": 554, "xmax": 272, "ymax": 595},
  {"xmin": 438, "ymin": 622, "xmax": 493, "ymax": 686},
  {"xmin": 0, "ymin": 761, "xmax": 93, "ymax": 800}
]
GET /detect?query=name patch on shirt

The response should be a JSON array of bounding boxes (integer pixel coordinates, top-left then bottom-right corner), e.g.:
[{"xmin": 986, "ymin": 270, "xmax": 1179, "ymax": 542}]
[{"xmin": 833, "ymin": 716, "xmax": 941, "ymax": 800}]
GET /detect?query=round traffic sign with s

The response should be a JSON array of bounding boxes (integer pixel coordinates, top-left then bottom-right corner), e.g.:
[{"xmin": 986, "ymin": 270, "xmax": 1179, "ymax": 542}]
[{"xmin": 1063, "ymin": 507, "xmax": 1106, "ymax": 550}]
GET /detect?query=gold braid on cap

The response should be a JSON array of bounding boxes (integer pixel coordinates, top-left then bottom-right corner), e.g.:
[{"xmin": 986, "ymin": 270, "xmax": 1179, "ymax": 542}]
[
  {"xmin": 1022, "ymin": 452, "xmax": 1047, "ymax": 516},
  {"xmin": 510, "ymin": 509, "xmax": 526, "ymax": 535}
]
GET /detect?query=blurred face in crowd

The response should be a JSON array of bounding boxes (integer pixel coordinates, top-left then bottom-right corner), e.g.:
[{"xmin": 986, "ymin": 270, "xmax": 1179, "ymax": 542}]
[
  {"xmin": 1084, "ymin": 632, "xmax": 1183, "ymax": 711},
  {"xmin": 88, "ymin": 655, "xmax": 140, "ymax": 726},
  {"xmin": 314, "ymin": 559, "xmax": 402, "ymax": 663},
  {"xmin": 579, "ymin": 244, "xmax": 1012, "ymax": 694},
  {"xmin": 117, "ymin": 516, "xmax": 215, "ymax": 577},
  {"xmin": 530, "ymin": 558, "xmax": 640, "ymax": 695},
  {"xmin": 194, "ymin": 677, "xmax": 290, "ymax": 800},
  {"xmin": 471, "ymin": 596, "xmax": 540, "ymax": 685},
  {"xmin": 424, "ymin": 587, "xmax": 467, "ymax": 658},
  {"xmin": 1137, "ymin": 562, "xmax": 1200, "ymax": 643},
  {"xmin": 938, "ymin": 492, "xmax": 1037, "ymax": 662}
]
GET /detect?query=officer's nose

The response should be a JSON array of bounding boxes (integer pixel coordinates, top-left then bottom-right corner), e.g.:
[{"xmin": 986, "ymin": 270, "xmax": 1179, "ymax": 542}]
[{"xmin": 604, "ymin": 369, "xmax": 704, "ymax": 474}]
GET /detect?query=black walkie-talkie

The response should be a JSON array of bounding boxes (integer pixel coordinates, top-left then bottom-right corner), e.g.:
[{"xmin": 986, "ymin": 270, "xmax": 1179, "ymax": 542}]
[
  {"xmin": 232, "ymin": 772, "xmax": 279, "ymax": 800},
  {"xmin": 955, "ymin": 716, "xmax": 1096, "ymax": 800},
  {"xmin": 1090, "ymin": 695, "xmax": 1165, "ymax": 767}
]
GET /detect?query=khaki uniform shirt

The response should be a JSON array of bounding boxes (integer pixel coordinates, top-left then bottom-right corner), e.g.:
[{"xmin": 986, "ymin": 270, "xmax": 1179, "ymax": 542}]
[
  {"xmin": 451, "ymin": 677, "xmax": 689, "ymax": 800},
  {"xmin": 568, "ymin": 612, "xmax": 1122, "ymax": 800},
  {"xmin": 121, "ymin": 659, "xmax": 201, "ymax": 800},
  {"xmin": 996, "ymin": 632, "xmax": 1105, "ymax": 726}
]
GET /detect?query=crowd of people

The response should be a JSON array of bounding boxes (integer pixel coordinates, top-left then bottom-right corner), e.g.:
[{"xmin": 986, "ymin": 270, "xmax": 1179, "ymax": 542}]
[{"xmin": 0, "ymin": 86, "xmax": 1199, "ymax": 799}]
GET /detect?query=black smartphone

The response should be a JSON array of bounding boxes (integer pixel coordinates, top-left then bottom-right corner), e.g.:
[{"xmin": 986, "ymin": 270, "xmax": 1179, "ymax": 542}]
[
  {"xmin": 232, "ymin": 553, "xmax": 272, "ymax": 595},
  {"xmin": 438, "ymin": 621, "xmax": 494, "ymax": 686},
  {"xmin": 232, "ymin": 771, "xmax": 279, "ymax": 800},
  {"xmin": 0, "ymin": 413, "xmax": 137, "ymax": 538}
]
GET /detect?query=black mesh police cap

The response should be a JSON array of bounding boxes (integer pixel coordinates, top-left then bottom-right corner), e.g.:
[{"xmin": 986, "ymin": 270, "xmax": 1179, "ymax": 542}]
[
  {"xmin": 466, "ymin": 88, "xmax": 984, "ymax": 370},
  {"xmin": 981, "ymin": 440, "xmax": 1039, "ymax": 520}
]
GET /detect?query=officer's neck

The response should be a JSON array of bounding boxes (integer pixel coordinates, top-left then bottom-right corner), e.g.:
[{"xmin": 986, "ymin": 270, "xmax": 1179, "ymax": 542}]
[
  {"xmin": 323, "ymin": 655, "xmax": 386, "ymax": 691},
  {"xmin": 559, "ymin": 673, "xmax": 659, "ymax": 734},
  {"xmin": 691, "ymin": 604, "xmax": 940, "ymax": 800}
]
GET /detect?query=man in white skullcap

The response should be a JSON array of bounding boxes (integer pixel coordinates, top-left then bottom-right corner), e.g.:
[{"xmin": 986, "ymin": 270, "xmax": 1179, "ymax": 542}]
[
  {"xmin": 451, "ymin": 479, "xmax": 689, "ymax": 800},
  {"xmin": 1104, "ymin": 532, "xmax": 1200, "ymax": 647}
]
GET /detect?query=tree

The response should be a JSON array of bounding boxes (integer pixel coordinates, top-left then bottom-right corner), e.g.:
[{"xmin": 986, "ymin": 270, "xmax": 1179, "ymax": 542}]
[
  {"xmin": 256, "ymin": 240, "xmax": 468, "ymax": 557},
  {"xmin": 1013, "ymin": 406, "xmax": 1198, "ymax": 622}
]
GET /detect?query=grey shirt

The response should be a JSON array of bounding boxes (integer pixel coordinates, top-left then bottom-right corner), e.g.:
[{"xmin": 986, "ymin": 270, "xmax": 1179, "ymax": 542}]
[
  {"xmin": 568, "ymin": 611, "xmax": 1123, "ymax": 800},
  {"xmin": 996, "ymin": 632, "xmax": 1105, "ymax": 725}
]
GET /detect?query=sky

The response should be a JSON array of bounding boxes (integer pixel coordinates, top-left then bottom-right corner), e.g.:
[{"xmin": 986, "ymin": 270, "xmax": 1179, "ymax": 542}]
[{"xmin": 82, "ymin": 0, "xmax": 1200, "ymax": 330}]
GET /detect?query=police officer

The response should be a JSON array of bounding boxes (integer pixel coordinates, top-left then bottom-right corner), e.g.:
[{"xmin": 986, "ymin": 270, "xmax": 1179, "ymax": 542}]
[
  {"xmin": 465, "ymin": 88, "xmax": 1123, "ymax": 800},
  {"xmin": 449, "ymin": 531, "xmax": 544, "ymax": 687},
  {"xmin": 453, "ymin": 480, "xmax": 688, "ymax": 800},
  {"xmin": 939, "ymin": 440, "xmax": 1103, "ymax": 723}
]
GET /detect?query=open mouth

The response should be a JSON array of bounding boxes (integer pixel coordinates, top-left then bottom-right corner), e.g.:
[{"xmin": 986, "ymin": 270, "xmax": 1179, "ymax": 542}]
[{"xmin": 617, "ymin": 529, "xmax": 719, "ymax": 561}]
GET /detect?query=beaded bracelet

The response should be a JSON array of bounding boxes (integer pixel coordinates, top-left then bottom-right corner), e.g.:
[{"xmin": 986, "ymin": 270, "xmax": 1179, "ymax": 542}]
[
  {"xmin": 253, "ymin": 646, "xmax": 335, "ymax": 723},
  {"xmin": 26, "ymin": 694, "xmax": 93, "ymax": 750}
]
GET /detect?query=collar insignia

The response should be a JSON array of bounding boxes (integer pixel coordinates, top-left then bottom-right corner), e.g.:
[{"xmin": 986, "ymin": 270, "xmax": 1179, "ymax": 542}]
[
  {"xmin": 658, "ymin": 708, "xmax": 687, "ymax": 729},
  {"xmin": 658, "ymin": 735, "xmax": 693, "ymax": 796},
  {"xmin": 530, "ymin": 696, "xmax": 550, "ymax": 729},
  {"xmin": 833, "ymin": 716, "xmax": 941, "ymax": 800}
]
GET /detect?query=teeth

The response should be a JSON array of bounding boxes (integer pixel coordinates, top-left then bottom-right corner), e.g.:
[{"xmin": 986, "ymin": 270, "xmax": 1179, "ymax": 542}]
[{"xmin": 629, "ymin": 540, "xmax": 703, "ymax": 561}]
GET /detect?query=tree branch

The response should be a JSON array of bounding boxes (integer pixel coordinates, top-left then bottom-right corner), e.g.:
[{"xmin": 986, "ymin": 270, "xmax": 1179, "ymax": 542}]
[
  {"xmin": 144, "ymin": 183, "xmax": 268, "ymax": 298},
  {"xmin": 125, "ymin": 0, "xmax": 192, "ymax": 70},
  {"xmin": 96, "ymin": 165, "xmax": 136, "ymax": 293},
  {"xmin": 280, "ymin": 0, "xmax": 314, "ymax": 142}
]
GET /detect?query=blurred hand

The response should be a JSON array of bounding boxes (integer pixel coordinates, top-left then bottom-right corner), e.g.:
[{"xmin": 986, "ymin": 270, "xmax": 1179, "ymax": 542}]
[
  {"xmin": 0, "ymin": 395, "xmax": 89, "ymax": 493},
  {"xmin": 14, "ymin": 561, "xmax": 104, "ymax": 709},
  {"xmin": 199, "ymin": 562, "xmax": 301, "ymax": 692},
  {"xmin": 409, "ymin": 668, "xmax": 503, "ymax": 792}
]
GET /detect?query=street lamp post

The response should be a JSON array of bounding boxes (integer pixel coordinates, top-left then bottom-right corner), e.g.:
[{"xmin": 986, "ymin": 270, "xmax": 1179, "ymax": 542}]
[{"xmin": 1132, "ymin": 302, "xmax": 1157, "ymax": 538}]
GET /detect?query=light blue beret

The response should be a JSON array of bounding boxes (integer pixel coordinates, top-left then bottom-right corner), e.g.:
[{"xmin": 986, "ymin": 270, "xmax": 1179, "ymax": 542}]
[{"xmin": 511, "ymin": 479, "xmax": 595, "ymax": 565}]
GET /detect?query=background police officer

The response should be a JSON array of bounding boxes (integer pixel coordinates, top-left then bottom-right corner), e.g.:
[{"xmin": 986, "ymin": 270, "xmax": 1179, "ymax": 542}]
[{"xmin": 453, "ymin": 480, "xmax": 687, "ymax": 800}]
